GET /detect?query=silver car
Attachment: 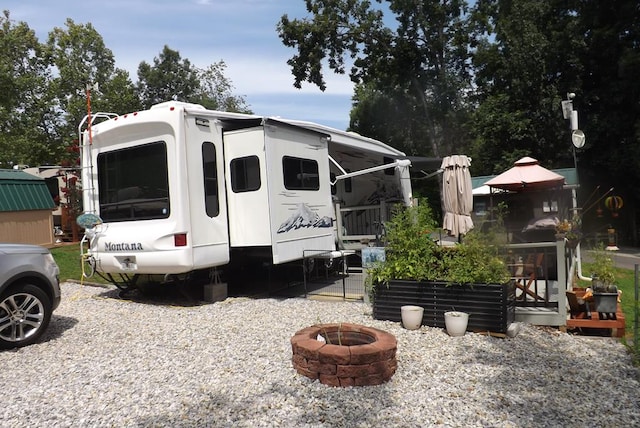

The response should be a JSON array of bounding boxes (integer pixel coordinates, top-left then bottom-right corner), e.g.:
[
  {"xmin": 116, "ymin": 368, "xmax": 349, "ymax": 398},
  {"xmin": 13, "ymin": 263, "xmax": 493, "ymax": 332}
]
[{"xmin": 0, "ymin": 244, "xmax": 61, "ymax": 349}]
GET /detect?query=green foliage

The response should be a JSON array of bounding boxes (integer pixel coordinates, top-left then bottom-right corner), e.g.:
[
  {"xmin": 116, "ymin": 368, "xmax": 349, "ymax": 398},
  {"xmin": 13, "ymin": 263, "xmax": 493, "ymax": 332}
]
[
  {"xmin": 46, "ymin": 18, "xmax": 117, "ymax": 139},
  {"xmin": 137, "ymin": 48, "xmax": 251, "ymax": 112},
  {"xmin": 0, "ymin": 11, "xmax": 249, "ymax": 168},
  {"xmin": 0, "ymin": 10, "xmax": 56, "ymax": 167},
  {"xmin": 439, "ymin": 229, "xmax": 510, "ymax": 285},
  {"xmin": 367, "ymin": 203, "xmax": 440, "ymax": 283},
  {"xmin": 50, "ymin": 244, "xmax": 109, "ymax": 285},
  {"xmin": 469, "ymin": 0, "xmax": 582, "ymax": 173},
  {"xmin": 191, "ymin": 61, "xmax": 251, "ymax": 113},
  {"xmin": 588, "ymin": 244, "xmax": 617, "ymax": 286},
  {"xmin": 367, "ymin": 201, "xmax": 511, "ymax": 288},
  {"xmin": 136, "ymin": 45, "xmax": 200, "ymax": 109},
  {"xmin": 278, "ymin": 0, "xmax": 475, "ymax": 157}
]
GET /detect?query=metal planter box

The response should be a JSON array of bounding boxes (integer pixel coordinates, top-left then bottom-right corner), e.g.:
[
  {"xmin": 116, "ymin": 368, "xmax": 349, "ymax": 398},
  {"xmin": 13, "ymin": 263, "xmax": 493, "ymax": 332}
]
[
  {"xmin": 372, "ymin": 280, "xmax": 516, "ymax": 334},
  {"xmin": 593, "ymin": 292, "xmax": 618, "ymax": 314}
]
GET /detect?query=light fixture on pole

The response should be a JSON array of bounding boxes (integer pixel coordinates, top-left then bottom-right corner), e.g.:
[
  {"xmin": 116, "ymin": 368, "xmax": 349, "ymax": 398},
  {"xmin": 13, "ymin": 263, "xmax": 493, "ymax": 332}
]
[{"xmin": 561, "ymin": 92, "xmax": 586, "ymax": 167}]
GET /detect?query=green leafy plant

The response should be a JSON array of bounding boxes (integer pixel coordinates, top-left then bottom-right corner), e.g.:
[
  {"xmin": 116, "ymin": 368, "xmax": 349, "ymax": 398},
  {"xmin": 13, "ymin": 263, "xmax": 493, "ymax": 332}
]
[
  {"xmin": 366, "ymin": 201, "xmax": 511, "ymax": 291},
  {"xmin": 588, "ymin": 244, "xmax": 616, "ymax": 290}
]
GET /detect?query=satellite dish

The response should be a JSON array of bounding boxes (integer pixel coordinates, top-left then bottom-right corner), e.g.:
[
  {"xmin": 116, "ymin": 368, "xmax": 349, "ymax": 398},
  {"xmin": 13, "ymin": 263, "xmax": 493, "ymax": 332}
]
[{"xmin": 571, "ymin": 130, "xmax": 586, "ymax": 148}]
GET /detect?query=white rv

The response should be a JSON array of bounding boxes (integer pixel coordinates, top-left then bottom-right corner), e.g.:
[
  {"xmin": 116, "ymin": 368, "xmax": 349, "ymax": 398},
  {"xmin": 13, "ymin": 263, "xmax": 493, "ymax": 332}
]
[{"xmin": 79, "ymin": 101, "xmax": 413, "ymax": 289}]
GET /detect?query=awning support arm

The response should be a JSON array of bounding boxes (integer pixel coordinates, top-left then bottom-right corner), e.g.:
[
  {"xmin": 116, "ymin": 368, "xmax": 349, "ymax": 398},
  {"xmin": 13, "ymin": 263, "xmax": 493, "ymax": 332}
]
[{"xmin": 329, "ymin": 158, "xmax": 411, "ymax": 185}]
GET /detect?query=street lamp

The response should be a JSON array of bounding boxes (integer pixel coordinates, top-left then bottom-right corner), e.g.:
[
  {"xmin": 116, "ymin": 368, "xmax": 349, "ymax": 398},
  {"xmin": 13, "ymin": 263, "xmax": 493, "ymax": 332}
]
[{"xmin": 562, "ymin": 92, "xmax": 586, "ymax": 152}]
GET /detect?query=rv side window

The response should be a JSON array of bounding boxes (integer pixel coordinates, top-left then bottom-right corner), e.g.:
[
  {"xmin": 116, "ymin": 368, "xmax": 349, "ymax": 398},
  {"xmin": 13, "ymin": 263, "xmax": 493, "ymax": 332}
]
[
  {"xmin": 230, "ymin": 156, "xmax": 261, "ymax": 192},
  {"xmin": 97, "ymin": 141, "xmax": 170, "ymax": 222},
  {"xmin": 202, "ymin": 142, "xmax": 219, "ymax": 217},
  {"xmin": 283, "ymin": 156, "xmax": 319, "ymax": 191}
]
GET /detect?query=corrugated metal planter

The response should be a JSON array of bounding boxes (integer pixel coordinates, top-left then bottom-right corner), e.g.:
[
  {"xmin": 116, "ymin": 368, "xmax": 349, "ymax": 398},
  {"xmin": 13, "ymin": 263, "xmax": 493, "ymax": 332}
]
[{"xmin": 372, "ymin": 280, "xmax": 516, "ymax": 334}]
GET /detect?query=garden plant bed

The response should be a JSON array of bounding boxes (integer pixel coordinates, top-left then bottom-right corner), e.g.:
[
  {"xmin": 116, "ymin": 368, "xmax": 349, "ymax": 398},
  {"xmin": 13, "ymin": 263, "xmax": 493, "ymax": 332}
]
[
  {"xmin": 373, "ymin": 280, "xmax": 516, "ymax": 334},
  {"xmin": 290, "ymin": 323, "xmax": 397, "ymax": 387}
]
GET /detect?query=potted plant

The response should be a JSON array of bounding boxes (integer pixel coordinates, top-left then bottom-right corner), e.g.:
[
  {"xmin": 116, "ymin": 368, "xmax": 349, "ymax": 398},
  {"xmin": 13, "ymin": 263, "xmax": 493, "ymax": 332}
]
[
  {"xmin": 555, "ymin": 215, "xmax": 582, "ymax": 249},
  {"xmin": 366, "ymin": 202, "xmax": 514, "ymax": 334},
  {"xmin": 587, "ymin": 245, "xmax": 619, "ymax": 316}
]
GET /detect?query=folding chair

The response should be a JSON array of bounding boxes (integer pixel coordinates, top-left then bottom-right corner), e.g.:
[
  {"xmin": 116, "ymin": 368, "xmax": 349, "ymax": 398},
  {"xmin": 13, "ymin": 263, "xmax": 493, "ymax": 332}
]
[{"xmin": 516, "ymin": 253, "xmax": 546, "ymax": 302}]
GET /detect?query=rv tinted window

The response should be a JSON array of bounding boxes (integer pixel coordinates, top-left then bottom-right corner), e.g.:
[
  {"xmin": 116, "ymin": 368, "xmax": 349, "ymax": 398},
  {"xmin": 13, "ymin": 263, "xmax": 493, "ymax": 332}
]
[
  {"xmin": 97, "ymin": 142, "xmax": 169, "ymax": 222},
  {"xmin": 230, "ymin": 156, "xmax": 261, "ymax": 192},
  {"xmin": 283, "ymin": 156, "xmax": 319, "ymax": 190},
  {"xmin": 202, "ymin": 142, "xmax": 219, "ymax": 217}
]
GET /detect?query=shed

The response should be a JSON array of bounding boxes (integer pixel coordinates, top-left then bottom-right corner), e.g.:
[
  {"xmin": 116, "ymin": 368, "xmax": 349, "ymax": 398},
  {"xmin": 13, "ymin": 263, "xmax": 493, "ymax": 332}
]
[{"xmin": 0, "ymin": 169, "xmax": 56, "ymax": 246}]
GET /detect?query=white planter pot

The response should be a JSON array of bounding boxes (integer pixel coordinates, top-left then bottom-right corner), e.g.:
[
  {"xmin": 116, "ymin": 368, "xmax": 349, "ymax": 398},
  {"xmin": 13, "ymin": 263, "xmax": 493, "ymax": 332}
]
[
  {"xmin": 401, "ymin": 305, "xmax": 424, "ymax": 330},
  {"xmin": 444, "ymin": 311, "xmax": 469, "ymax": 336}
]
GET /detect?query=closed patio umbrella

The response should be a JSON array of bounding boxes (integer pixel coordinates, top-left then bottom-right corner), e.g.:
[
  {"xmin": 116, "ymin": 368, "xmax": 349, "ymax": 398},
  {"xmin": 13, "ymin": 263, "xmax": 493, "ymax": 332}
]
[{"xmin": 441, "ymin": 155, "xmax": 474, "ymax": 237}]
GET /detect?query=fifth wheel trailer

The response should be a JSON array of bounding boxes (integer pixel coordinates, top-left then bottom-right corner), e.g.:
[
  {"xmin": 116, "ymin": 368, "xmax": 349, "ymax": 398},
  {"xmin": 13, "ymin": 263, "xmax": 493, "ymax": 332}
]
[{"xmin": 78, "ymin": 101, "xmax": 414, "ymax": 290}]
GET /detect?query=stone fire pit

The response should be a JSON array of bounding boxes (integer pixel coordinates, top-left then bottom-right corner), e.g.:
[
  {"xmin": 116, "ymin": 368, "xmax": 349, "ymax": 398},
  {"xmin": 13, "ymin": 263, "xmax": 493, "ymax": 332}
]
[{"xmin": 290, "ymin": 323, "xmax": 397, "ymax": 387}]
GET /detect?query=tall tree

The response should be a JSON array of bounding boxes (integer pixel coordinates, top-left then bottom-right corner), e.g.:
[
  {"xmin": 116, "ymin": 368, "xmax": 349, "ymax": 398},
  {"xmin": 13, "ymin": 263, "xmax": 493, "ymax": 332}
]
[
  {"xmin": 278, "ymin": 0, "xmax": 475, "ymax": 157},
  {"xmin": 469, "ymin": 0, "xmax": 584, "ymax": 175},
  {"xmin": 0, "ymin": 10, "xmax": 56, "ymax": 166},
  {"xmin": 98, "ymin": 68, "xmax": 142, "ymax": 115},
  {"xmin": 575, "ymin": 0, "xmax": 640, "ymax": 242},
  {"xmin": 192, "ymin": 61, "xmax": 251, "ymax": 113},
  {"xmin": 46, "ymin": 18, "xmax": 118, "ymax": 141},
  {"xmin": 136, "ymin": 45, "xmax": 200, "ymax": 108}
]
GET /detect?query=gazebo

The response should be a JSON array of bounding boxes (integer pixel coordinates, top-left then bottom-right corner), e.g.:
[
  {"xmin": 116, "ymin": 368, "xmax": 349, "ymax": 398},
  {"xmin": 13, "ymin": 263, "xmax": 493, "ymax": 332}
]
[
  {"xmin": 477, "ymin": 157, "xmax": 573, "ymax": 244},
  {"xmin": 473, "ymin": 158, "xmax": 578, "ymax": 328}
]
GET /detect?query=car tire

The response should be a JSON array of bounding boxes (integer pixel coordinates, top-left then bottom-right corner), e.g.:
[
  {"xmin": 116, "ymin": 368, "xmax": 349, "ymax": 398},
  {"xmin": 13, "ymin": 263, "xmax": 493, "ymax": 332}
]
[{"xmin": 0, "ymin": 283, "xmax": 53, "ymax": 349}]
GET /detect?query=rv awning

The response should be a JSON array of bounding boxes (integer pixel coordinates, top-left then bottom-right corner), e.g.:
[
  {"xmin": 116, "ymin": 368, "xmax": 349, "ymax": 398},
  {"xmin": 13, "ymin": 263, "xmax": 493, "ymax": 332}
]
[{"xmin": 389, "ymin": 155, "xmax": 441, "ymax": 171}]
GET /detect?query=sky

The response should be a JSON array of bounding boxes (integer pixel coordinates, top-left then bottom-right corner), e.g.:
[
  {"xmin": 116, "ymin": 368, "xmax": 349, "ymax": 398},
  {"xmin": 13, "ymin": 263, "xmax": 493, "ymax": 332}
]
[{"xmin": 4, "ymin": 0, "xmax": 355, "ymax": 130}]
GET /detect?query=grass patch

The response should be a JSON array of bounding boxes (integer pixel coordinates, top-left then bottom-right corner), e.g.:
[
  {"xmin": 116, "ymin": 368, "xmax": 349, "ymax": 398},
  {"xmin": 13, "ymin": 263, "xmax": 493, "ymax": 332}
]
[{"xmin": 50, "ymin": 243, "xmax": 111, "ymax": 285}]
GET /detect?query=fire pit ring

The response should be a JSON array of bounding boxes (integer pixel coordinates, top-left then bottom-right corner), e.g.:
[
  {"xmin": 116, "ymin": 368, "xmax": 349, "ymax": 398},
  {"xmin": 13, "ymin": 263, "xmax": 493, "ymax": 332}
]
[{"xmin": 291, "ymin": 323, "xmax": 397, "ymax": 387}]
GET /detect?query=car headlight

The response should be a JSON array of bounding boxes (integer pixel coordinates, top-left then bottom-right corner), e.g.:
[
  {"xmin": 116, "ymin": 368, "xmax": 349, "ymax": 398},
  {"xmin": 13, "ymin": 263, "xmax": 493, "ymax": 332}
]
[{"xmin": 44, "ymin": 253, "xmax": 60, "ymax": 276}]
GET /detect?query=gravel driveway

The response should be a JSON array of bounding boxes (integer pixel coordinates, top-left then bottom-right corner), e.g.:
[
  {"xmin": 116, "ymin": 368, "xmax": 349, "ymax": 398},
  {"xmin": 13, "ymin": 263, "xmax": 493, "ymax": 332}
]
[{"xmin": 1, "ymin": 281, "xmax": 639, "ymax": 427}]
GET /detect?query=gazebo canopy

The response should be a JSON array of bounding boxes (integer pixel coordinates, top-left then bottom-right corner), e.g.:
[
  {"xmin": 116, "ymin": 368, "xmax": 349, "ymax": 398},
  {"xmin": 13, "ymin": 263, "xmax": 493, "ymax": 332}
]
[{"xmin": 484, "ymin": 157, "xmax": 565, "ymax": 192}]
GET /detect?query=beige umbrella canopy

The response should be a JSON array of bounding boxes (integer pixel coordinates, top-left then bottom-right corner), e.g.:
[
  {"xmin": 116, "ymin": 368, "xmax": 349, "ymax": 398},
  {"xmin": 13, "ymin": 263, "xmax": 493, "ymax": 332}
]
[
  {"xmin": 485, "ymin": 157, "xmax": 565, "ymax": 192},
  {"xmin": 441, "ymin": 155, "xmax": 474, "ymax": 237}
]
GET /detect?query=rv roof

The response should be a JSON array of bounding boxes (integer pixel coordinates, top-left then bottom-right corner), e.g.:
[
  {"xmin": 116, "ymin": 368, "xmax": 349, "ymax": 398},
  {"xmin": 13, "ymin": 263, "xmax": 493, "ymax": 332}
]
[
  {"xmin": 148, "ymin": 102, "xmax": 407, "ymax": 157},
  {"xmin": 276, "ymin": 118, "xmax": 406, "ymax": 157}
]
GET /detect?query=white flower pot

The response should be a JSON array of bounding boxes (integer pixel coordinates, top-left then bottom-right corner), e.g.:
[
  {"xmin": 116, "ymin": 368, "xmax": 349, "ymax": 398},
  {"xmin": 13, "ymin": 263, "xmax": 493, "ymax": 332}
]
[
  {"xmin": 444, "ymin": 311, "xmax": 469, "ymax": 336},
  {"xmin": 401, "ymin": 305, "xmax": 424, "ymax": 330}
]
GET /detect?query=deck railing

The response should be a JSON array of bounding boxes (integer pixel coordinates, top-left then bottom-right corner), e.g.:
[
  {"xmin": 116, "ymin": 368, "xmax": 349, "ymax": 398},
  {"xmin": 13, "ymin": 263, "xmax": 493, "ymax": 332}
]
[
  {"xmin": 335, "ymin": 201, "xmax": 396, "ymax": 248},
  {"xmin": 506, "ymin": 240, "xmax": 568, "ymax": 326}
]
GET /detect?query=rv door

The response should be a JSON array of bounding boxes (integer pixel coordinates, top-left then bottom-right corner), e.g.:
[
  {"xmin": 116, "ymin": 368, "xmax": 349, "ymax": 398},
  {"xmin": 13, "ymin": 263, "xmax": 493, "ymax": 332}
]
[{"xmin": 184, "ymin": 115, "xmax": 231, "ymax": 267}]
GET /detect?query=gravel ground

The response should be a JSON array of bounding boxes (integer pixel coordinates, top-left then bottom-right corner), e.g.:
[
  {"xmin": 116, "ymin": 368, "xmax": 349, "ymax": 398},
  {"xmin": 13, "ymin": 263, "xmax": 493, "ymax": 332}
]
[{"xmin": 2, "ymin": 281, "xmax": 639, "ymax": 428}]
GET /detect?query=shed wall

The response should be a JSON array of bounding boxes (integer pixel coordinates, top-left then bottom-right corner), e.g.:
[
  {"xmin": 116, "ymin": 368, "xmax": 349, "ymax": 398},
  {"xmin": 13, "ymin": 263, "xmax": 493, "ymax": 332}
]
[{"xmin": 0, "ymin": 210, "xmax": 53, "ymax": 246}]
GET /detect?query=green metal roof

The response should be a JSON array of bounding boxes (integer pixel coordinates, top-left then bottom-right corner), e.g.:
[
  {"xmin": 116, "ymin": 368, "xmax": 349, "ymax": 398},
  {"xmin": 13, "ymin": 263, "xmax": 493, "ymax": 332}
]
[{"xmin": 0, "ymin": 169, "xmax": 56, "ymax": 212}]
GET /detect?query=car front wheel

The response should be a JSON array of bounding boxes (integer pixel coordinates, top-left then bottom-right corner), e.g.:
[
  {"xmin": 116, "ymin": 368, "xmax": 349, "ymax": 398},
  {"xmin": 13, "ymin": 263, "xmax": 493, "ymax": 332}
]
[{"xmin": 0, "ymin": 283, "xmax": 53, "ymax": 349}]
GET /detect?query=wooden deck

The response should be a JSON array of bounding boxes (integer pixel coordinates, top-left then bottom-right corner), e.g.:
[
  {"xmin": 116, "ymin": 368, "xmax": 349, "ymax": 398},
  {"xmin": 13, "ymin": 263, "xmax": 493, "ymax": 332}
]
[{"xmin": 565, "ymin": 289, "xmax": 626, "ymax": 337}]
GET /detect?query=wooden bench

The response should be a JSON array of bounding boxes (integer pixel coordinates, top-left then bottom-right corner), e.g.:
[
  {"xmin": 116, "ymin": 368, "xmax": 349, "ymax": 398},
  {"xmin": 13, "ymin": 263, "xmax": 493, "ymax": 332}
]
[{"xmin": 566, "ymin": 289, "xmax": 626, "ymax": 337}]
